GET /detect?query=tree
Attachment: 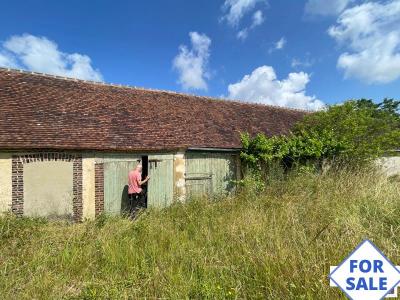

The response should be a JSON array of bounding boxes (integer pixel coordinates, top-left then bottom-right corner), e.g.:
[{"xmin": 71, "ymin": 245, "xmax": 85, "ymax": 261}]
[{"xmin": 295, "ymin": 99, "xmax": 400, "ymax": 161}]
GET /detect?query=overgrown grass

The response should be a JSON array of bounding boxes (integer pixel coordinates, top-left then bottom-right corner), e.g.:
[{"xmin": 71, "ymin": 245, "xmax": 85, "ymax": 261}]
[{"xmin": 1, "ymin": 169, "xmax": 399, "ymax": 299}]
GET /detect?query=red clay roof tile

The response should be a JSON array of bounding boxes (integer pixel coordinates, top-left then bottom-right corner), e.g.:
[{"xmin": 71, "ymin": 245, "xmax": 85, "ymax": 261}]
[{"xmin": 0, "ymin": 68, "xmax": 307, "ymax": 151}]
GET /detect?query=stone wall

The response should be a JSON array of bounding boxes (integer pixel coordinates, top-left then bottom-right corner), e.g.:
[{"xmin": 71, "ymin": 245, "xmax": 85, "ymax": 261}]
[{"xmin": 173, "ymin": 152, "xmax": 186, "ymax": 202}]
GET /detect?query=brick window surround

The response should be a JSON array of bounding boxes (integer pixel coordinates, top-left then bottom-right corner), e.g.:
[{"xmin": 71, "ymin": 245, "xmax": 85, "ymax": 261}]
[
  {"xmin": 94, "ymin": 163, "xmax": 104, "ymax": 216},
  {"xmin": 11, "ymin": 152, "xmax": 83, "ymax": 222}
]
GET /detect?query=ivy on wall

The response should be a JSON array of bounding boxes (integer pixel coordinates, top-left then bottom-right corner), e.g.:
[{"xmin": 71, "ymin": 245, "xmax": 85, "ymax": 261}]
[{"xmin": 241, "ymin": 99, "xmax": 400, "ymax": 174}]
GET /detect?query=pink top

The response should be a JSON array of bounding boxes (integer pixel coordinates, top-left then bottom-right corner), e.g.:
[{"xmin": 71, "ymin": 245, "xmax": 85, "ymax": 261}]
[{"xmin": 128, "ymin": 170, "xmax": 142, "ymax": 194}]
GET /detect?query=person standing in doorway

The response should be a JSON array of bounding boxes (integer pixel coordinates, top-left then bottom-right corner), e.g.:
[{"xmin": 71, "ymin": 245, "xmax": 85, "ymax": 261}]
[{"xmin": 128, "ymin": 164, "xmax": 150, "ymax": 215}]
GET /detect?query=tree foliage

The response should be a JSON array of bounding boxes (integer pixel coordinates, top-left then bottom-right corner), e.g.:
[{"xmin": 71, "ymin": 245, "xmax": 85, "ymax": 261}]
[{"xmin": 241, "ymin": 99, "xmax": 400, "ymax": 172}]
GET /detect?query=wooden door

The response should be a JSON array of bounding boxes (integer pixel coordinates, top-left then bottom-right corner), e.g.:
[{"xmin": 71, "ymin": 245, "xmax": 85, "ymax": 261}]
[
  {"xmin": 147, "ymin": 156, "xmax": 174, "ymax": 208},
  {"xmin": 103, "ymin": 160, "xmax": 137, "ymax": 215}
]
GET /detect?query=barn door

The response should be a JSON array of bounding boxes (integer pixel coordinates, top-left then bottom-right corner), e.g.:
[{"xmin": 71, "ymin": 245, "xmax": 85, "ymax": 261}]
[
  {"xmin": 185, "ymin": 173, "xmax": 212, "ymax": 199},
  {"xmin": 185, "ymin": 152, "xmax": 238, "ymax": 198},
  {"xmin": 103, "ymin": 160, "xmax": 138, "ymax": 215},
  {"xmin": 147, "ymin": 157, "xmax": 174, "ymax": 208}
]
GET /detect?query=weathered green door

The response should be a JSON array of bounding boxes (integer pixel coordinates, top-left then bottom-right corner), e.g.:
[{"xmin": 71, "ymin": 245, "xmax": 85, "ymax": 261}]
[
  {"xmin": 103, "ymin": 160, "xmax": 138, "ymax": 215},
  {"xmin": 103, "ymin": 154, "xmax": 174, "ymax": 213},
  {"xmin": 186, "ymin": 152, "xmax": 238, "ymax": 198},
  {"xmin": 147, "ymin": 155, "xmax": 174, "ymax": 208},
  {"xmin": 185, "ymin": 173, "xmax": 212, "ymax": 199}
]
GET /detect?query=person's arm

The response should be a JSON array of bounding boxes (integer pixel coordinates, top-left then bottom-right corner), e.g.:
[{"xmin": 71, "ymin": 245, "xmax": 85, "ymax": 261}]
[{"xmin": 138, "ymin": 175, "xmax": 150, "ymax": 186}]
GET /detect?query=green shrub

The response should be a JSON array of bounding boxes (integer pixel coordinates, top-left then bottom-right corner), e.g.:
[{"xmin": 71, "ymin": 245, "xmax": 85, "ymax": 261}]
[{"xmin": 241, "ymin": 99, "xmax": 400, "ymax": 176}]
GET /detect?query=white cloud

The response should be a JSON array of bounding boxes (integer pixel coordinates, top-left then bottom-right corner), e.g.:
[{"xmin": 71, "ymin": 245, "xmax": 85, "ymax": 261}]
[
  {"xmin": 221, "ymin": 0, "xmax": 267, "ymax": 40},
  {"xmin": 291, "ymin": 57, "xmax": 314, "ymax": 68},
  {"xmin": 236, "ymin": 10, "xmax": 265, "ymax": 40},
  {"xmin": 275, "ymin": 37, "xmax": 286, "ymax": 50},
  {"xmin": 221, "ymin": 0, "xmax": 266, "ymax": 27},
  {"xmin": 269, "ymin": 37, "xmax": 286, "ymax": 53},
  {"xmin": 173, "ymin": 32, "xmax": 211, "ymax": 91},
  {"xmin": 252, "ymin": 10, "xmax": 265, "ymax": 27},
  {"xmin": 0, "ymin": 34, "xmax": 103, "ymax": 81},
  {"xmin": 237, "ymin": 29, "xmax": 249, "ymax": 40},
  {"xmin": 305, "ymin": 0, "xmax": 353, "ymax": 16},
  {"xmin": 227, "ymin": 65, "xmax": 324, "ymax": 110},
  {"xmin": 0, "ymin": 52, "xmax": 16, "ymax": 68},
  {"xmin": 328, "ymin": 0, "xmax": 400, "ymax": 84}
]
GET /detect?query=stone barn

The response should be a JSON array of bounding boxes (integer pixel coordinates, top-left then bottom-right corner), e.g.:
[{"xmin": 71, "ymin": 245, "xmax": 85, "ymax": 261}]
[{"xmin": 0, "ymin": 68, "xmax": 306, "ymax": 220}]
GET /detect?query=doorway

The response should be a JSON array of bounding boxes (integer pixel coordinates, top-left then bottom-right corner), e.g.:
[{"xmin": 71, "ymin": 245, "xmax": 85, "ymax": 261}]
[
  {"xmin": 141, "ymin": 155, "xmax": 149, "ymax": 208},
  {"xmin": 141, "ymin": 156, "xmax": 148, "ymax": 179}
]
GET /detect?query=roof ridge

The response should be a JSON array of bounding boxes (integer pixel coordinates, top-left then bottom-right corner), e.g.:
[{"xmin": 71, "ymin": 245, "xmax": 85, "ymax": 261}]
[{"xmin": 0, "ymin": 67, "xmax": 311, "ymax": 113}]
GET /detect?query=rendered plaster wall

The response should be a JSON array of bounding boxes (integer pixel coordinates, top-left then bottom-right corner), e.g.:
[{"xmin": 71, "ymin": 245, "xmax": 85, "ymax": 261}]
[
  {"xmin": 82, "ymin": 154, "xmax": 96, "ymax": 220},
  {"xmin": 173, "ymin": 152, "xmax": 186, "ymax": 201},
  {"xmin": 377, "ymin": 156, "xmax": 400, "ymax": 177},
  {"xmin": 0, "ymin": 153, "xmax": 12, "ymax": 213},
  {"xmin": 24, "ymin": 161, "xmax": 73, "ymax": 217}
]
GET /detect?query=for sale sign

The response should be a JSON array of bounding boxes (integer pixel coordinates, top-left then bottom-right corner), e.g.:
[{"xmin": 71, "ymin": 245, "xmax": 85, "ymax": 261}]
[{"xmin": 330, "ymin": 240, "xmax": 400, "ymax": 300}]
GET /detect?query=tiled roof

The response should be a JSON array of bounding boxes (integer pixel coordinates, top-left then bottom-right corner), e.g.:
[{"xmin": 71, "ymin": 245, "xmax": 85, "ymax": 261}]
[{"xmin": 0, "ymin": 68, "xmax": 307, "ymax": 152}]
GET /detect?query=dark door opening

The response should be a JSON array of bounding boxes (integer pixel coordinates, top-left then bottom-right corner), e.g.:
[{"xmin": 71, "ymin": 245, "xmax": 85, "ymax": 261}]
[
  {"xmin": 141, "ymin": 155, "xmax": 149, "ymax": 208},
  {"xmin": 141, "ymin": 156, "xmax": 148, "ymax": 179}
]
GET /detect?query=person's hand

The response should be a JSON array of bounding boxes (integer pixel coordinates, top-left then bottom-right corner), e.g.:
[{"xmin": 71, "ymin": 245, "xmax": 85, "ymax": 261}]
[{"xmin": 146, "ymin": 175, "xmax": 150, "ymax": 180}]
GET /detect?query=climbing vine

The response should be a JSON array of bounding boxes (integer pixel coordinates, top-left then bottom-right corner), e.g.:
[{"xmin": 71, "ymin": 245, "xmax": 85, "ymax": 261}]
[{"xmin": 240, "ymin": 99, "xmax": 400, "ymax": 175}]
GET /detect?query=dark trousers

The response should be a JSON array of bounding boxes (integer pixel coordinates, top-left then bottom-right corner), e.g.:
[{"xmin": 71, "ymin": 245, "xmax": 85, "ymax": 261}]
[{"xmin": 128, "ymin": 190, "xmax": 147, "ymax": 215}]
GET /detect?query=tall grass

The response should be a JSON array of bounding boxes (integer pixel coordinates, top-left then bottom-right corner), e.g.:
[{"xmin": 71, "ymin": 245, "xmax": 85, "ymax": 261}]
[{"xmin": 0, "ymin": 169, "xmax": 399, "ymax": 299}]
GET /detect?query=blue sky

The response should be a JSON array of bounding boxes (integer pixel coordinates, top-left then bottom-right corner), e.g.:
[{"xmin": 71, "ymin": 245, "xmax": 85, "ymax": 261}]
[{"xmin": 0, "ymin": 0, "xmax": 399, "ymax": 110}]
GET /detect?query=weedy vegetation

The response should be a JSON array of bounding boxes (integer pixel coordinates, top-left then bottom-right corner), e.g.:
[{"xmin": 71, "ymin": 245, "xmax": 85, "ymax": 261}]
[{"xmin": 1, "ymin": 168, "xmax": 399, "ymax": 299}]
